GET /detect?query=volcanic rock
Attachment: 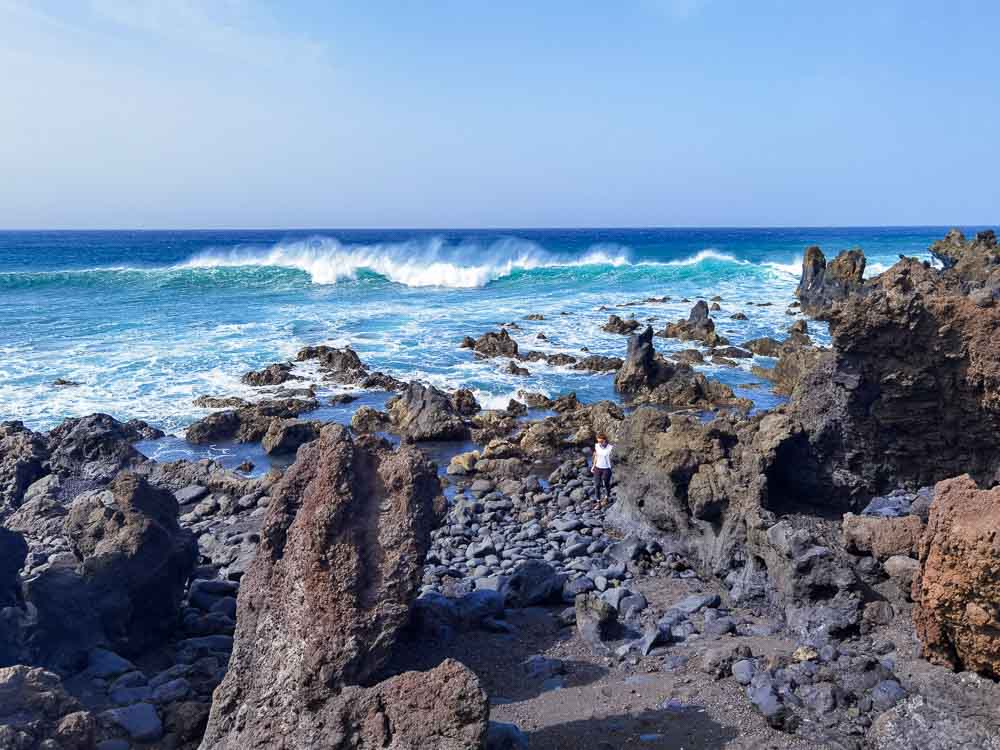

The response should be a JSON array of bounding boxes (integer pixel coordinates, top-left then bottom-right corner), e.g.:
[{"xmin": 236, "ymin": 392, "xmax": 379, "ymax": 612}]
[
  {"xmin": 471, "ymin": 329, "xmax": 519, "ymax": 358},
  {"xmin": 241, "ymin": 362, "xmax": 298, "ymax": 386},
  {"xmin": 387, "ymin": 382, "xmax": 470, "ymax": 442},
  {"xmin": 602, "ymin": 315, "xmax": 641, "ymax": 335},
  {"xmin": 199, "ymin": 425, "xmax": 488, "ymax": 749},
  {"xmin": 913, "ymin": 475, "xmax": 1000, "ymax": 678},
  {"xmin": 659, "ymin": 301, "xmax": 728, "ymax": 346},
  {"xmin": 614, "ymin": 327, "xmax": 746, "ymax": 409},
  {"xmin": 796, "ymin": 245, "xmax": 866, "ymax": 318},
  {"xmin": 0, "ymin": 421, "xmax": 48, "ymax": 518},
  {"xmin": 47, "ymin": 414, "xmax": 161, "ymax": 483}
]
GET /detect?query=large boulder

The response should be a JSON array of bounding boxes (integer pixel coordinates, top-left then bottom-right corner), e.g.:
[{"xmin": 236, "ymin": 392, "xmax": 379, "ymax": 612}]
[
  {"xmin": 46, "ymin": 414, "xmax": 162, "ymax": 482},
  {"xmin": 185, "ymin": 398, "xmax": 318, "ymax": 445},
  {"xmin": 54, "ymin": 472, "xmax": 197, "ymax": 659},
  {"xmin": 785, "ymin": 251, "xmax": 1000, "ymax": 505},
  {"xmin": 929, "ymin": 228, "xmax": 1000, "ymax": 288},
  {"xmin": 0, "ymin": 422, "xmax": 49, "ymax": 519},
  {"xmin": 261, "ymin": 418, "xmax": 321, "ymax": 455},
  {"xmin": 796, "ymin": 245, "xmax": 866, "ymax": 318},
  {"xmin": 387, "ymin": 382, "xmax": 470, "ymax": 442},
  {"xmin": 614, "ymin": 327, "xmax": 746, "ymax": 410},
  {"xmin": 913, "ymin": 475, "xmax": 1000, "ymax": 678},
  {"xmin": 200, "ymin": 425, "xmax": 488, "ymax": 749}
]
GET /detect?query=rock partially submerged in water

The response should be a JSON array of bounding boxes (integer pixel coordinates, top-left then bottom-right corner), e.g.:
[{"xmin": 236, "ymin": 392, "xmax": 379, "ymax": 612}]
[
  {"xmin": 602, "ymin": 314, "xmax": 641, "ymax": 335},
  {"xmin": 659, "ymin": 301, "xmax": 728, "ymax": 347},
  {"xmin": 200, "ymin": 425, "xmax": 488, "ymax": 749}
]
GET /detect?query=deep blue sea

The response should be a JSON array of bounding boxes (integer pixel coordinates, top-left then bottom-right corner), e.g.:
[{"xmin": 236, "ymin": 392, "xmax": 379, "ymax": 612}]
[{"xmin": 0, "ymin": 227, "xmax": 965, "ymax": 459}]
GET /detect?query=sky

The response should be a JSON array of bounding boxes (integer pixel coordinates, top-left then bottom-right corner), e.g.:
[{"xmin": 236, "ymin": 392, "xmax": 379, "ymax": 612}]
[{"xmin": 1, "ymin": 0, "xmax": 997, "ymax": 229}]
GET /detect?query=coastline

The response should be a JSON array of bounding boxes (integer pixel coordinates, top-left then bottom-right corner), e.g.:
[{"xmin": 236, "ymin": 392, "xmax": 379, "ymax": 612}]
[{"xmin": 2, "ymin": 228, "xmax": 1000, "ymax": 748}]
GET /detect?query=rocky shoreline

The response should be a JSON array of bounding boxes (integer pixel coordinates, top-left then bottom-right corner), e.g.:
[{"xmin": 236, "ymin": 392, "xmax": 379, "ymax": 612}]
[{"xmin": 2, "ymin": 229, "xmax": 999, "ymax": 749}]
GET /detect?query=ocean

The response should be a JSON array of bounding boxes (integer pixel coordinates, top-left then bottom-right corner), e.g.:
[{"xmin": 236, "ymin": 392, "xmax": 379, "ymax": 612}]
[{"xmin": 0, "ymin": 227, "xmax": 962, "ymax": 463}]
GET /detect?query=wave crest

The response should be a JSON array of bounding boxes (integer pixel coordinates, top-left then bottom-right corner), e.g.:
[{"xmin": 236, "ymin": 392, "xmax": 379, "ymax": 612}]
[{"xmin": 177, "ymin": 236, "xmax": 633, "ymax": 289}]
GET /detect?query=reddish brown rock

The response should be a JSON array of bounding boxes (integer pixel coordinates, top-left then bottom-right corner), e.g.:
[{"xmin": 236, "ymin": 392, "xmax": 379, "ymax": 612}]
[
  {"xmin": 913, "ymin": 475, "xmax": 1000, "ymax": 678},
  {"xmin": 200, "ymin": 425, "xmax": 488, "ymax": 749},
  {"xmin": 841, "ymin": 513, "xmax": 924, "ymax": 560}
]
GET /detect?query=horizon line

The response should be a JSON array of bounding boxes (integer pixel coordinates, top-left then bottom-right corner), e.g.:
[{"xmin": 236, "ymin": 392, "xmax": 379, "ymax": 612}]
[{"xmin": 0, "ymin": 223, "xmax": 991, "ymax": 233}]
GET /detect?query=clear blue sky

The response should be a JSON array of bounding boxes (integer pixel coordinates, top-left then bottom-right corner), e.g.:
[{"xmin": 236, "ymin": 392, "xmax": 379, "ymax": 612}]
[{"xmin": 1, "ymin": 0, "xmax": 997, "ymax": 229}]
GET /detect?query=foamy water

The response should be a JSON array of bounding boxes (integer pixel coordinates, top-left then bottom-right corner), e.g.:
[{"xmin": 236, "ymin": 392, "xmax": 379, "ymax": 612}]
[{"xmin": 0, "ymin": 227, "xmax": 951, "ymax": 434}]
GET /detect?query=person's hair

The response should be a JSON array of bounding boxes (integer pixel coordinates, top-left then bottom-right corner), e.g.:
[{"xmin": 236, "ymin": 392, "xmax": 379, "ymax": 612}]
[{"xmin": 596, "ymin": 432, "xmax": 607, "ymax": 441}]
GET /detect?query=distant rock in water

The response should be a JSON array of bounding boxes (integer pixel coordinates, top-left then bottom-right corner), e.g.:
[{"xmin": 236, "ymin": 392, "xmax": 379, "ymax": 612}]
[
  {"xmin": 387, "ymin": 382, "xmax": 471, "ymax": 442},
  {"xmin": 795, "ymin": 246, "xmax": 866, "ymax": 319},
  {"xmin": 200, "ymin": 425, "xmax": 488, "ymax": 749},
  {"xmin": 602, "ymin": 314, "xmax": 641, "ymax": 335},
  {"xmin": 658, "ymin": 301, "xmax": 728, "ymax": 347}
]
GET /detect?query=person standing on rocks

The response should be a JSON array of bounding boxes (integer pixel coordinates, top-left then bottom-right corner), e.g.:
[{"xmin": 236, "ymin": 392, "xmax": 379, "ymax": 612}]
[{"xmin": 591, "ymin": 432, "xmax": 614, "ymax": 505}]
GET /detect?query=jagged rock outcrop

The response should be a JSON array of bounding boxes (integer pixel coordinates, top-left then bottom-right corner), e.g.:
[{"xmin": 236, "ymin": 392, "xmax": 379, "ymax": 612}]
[
  {"xmin": 658, "ymin": 301, "xmax": 728, "ymax": 346},
  {"xmin": 387, "ymin": 382, "xmax": 470, "ymax": 442},
  {"xmin": 602, "ymin": 315, "xmax": 640, "ymax": 335},
  {"xmin": 469, "ymin": 329, "xmax": 519, "ymax": 358},
  {"xmin": 46, "ymin": 414, "xmax": 162, "ymax": 483},
  {"xmin": 913, "ymin": 475, "xmax": 1000, "ymax": 678},
  {"xmin": 749, "ymin": 335, "xmax": 823, "ymax": 396},
  {"xmin": 241, "ymin": 362, "xmax": 299, "ymax": 386},
  {"xmin": 608, "ymin": 407, "xmax": 860, "ymax": 640},
  {"xmin": 185, "ymin": 398, "xmax": 318, "ymax": 444},
  {"xmin": 200, "ymin": 425, "xmax": 488, "ymax": 749},
  {"xmin": 796, "ymin": 245, "xmax": 866, "ymax": 318},
  {"xmin": 785, "ymin": 250, "xmax": 1000, "ymax": 505},
  {"xmin": 929, "ymin": 228, "xmax": 1000, "ymax": 289},
  {"xmin": 0, "ymin": 422, "xmax": 48, "ymax": 519},
  {"xmin": 295, "ymin": 344, "xmax": 406, "ymax": 391},
  {"xmin": 261, "ymin": 418, "xmax": 321, "ymax": 455},
  {"xmin": 614, "ymin": 327, "xmax": 747, "ymax": 410},
  {"xmin": 25, "ymin": 472, "xmax": 196, "ymax": 668}
]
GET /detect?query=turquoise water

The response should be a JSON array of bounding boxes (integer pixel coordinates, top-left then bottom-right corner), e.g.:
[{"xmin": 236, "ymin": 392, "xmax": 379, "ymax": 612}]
[{"xmin": 0, "ymin": 227, "xmax": 963, "ymax": 438}]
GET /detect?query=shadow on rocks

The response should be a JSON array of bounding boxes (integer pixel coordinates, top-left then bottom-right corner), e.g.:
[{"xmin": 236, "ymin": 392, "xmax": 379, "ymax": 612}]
[
  {"xmin": 380, "ymin": 605, "xmax": 609, "ymax": 703},
  {"xmin": 523, "ymin": 706, "xmax": 739, "ymax": 750}
]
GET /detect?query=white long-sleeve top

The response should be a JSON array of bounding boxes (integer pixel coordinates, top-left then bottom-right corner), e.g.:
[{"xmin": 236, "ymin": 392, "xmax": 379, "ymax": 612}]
[{"xmin": 594, "ymin": 442, "xmax": 614, "ymax": 469}]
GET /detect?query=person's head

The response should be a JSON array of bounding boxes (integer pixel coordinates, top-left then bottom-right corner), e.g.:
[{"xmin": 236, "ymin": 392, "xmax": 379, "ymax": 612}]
[{"xmin": 597, "ymin": 432, "xmax": 608, "ymax": 446}]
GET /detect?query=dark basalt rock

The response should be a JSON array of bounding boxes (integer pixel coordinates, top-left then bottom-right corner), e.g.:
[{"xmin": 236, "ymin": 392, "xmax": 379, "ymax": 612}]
[
  {"xmin": 614, "ymin": 327, "xmax": 747, "ymax": 410},
  {"xmin": 795, "ymin": 245, "xmax": 866, "ymax": 319},
  {"xmin": 470, "ymin": 329, "xmax": 519, "ymax": 358},
  {"xmin": 602, "ymin": 315, "xmax": 641, "ymax": 335},
  {"xmin": 0, "ymin": 421, "xmax": 49, "ymax": 518},
  {"xmin": 659, "ymin": 301, "xmax": 729, "ymax": 347},
  {"xmin": 46, "ymin": 414, "xmax": 162, "ymax": 484},
  {"xmin": 387, "ymin": 382, "xmax": 470, "ymax": 442},
  {"xmin": 241, "ymin": 362, "xmax": 298, "ymax": 386}
]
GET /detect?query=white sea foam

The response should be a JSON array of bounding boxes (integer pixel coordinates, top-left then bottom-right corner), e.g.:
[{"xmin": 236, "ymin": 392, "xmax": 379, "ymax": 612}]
[
  {"xmin": 762, "ymin": 256, "xmax": 803, "ymax": 276},
  {"xmin": 177, "ymin": 236, "xmax": 633, "ymax": 289},
  {"xmin": 657, "ymin": 249, "xmax": 746, "ymax": 267}
]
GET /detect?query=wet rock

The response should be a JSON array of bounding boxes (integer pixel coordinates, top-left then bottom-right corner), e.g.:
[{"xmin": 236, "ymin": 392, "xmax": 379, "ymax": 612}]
[
  {"xmin": 571, "ymin": 354, "xmax": 624, "ymax": 372},
  {"xmin": 387, "ymin": 383, "xmax": 470, "ymax": 442},
  {"xmin": 350, "ymin": 406, "xmax": 391, "ymax": 434},
  {"xmin": 914, "ymin": 475, "xmax": 1000, "ymax": 678},
  {"xmin": 241, "ymin": 362, "xmax": 298, "ymax": 386},
  {"xmin": 602, "ymin": 315, "xmax": 641, "ymax": 335},
  {"xmin": 659, "ymin": 301, "xmax": 728, "ymax": 346},
  {"xmin": 47, "ymin": 414, "xmax": 160, "ymax": 483},
  {"xmin": 471, "ymin": 329, "xmax": 519, "ymax": 358},
  {"xmin": 200, "ymin": 425, "xmax": 488, "ymax": 749}
]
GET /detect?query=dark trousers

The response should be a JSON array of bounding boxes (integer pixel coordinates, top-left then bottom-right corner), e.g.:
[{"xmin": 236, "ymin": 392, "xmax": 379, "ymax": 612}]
[{"xmin": 593, "ymin": 467, "xmax": 612, "ymax": 499}]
